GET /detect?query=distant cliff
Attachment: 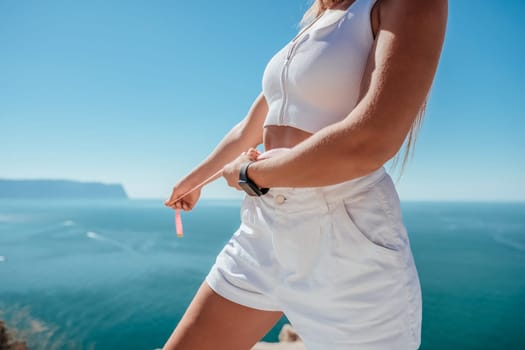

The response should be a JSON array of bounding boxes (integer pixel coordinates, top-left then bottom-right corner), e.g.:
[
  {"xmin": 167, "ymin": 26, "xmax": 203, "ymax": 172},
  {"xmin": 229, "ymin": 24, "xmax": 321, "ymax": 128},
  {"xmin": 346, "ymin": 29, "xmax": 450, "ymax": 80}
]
[{"xmin": 0, "ymin": 179, "xmax": 127, "ymax": 199}]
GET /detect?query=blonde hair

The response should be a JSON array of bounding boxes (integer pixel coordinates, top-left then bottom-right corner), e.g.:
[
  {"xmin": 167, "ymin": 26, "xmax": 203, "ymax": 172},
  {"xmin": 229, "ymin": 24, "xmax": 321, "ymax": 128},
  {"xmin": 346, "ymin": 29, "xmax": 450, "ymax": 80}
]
[
  {"xmin": 301, "ymin": 0, "xmax": 427, "ymax": 181},
  {"xmin": 388, "ymin": 103, "xmax": 427, "ymax": 181},
  {"xmin": 300, "ymin": 1, "xmax": 325, "ymax": 27},
  {"xmin": 300, "ymin": 0, "xmax": 346, "ymax": 26}
]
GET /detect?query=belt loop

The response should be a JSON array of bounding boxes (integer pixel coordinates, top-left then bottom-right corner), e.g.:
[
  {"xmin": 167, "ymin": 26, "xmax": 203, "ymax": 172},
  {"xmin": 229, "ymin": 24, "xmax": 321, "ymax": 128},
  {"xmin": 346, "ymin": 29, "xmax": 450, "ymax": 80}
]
[{"xmin": 316, "ymin": 188, "xmax": 330, "ymax": 213}]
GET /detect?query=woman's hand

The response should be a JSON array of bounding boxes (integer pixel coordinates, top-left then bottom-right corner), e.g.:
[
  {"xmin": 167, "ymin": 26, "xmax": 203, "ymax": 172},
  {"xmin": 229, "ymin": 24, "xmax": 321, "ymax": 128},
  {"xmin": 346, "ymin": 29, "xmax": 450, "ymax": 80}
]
[
  {"xmin": 222, "ymin": 148, "xmax": 260, "ymax": 190},
  {"xmin": 164, "ymin": 181, "xmax": 202, "ymax": 211}
]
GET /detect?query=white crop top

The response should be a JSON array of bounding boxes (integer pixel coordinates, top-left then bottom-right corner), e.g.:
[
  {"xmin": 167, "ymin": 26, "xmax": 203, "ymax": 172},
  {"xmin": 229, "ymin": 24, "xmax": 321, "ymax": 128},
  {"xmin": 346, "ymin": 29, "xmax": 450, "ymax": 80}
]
[{"xmin": 262, "ymin": 0, "xmax": 378, "ymax": 133}]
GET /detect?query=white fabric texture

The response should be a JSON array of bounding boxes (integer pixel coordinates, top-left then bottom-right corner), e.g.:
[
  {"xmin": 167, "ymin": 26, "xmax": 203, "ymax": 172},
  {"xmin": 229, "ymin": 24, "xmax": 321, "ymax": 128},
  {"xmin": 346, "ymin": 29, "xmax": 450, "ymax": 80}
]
[
  {"xmin": 262, "ymin": 0, "xmax": 379, "ymax": 133},
  {"xmin": 206, "ymin": 166, "xmax": 422, "ymax": 349}
]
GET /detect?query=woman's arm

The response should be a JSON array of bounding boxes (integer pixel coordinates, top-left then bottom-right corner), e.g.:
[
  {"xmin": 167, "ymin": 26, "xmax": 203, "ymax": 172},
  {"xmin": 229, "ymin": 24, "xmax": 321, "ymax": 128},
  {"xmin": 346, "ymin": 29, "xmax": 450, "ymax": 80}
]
[
  {"xmin": 165, "ymin": 92, "xmax": 267, "ymax": 209},
  {"xmin": 224, "ymin": 0, "xmax": 448, "ymax": 189}
]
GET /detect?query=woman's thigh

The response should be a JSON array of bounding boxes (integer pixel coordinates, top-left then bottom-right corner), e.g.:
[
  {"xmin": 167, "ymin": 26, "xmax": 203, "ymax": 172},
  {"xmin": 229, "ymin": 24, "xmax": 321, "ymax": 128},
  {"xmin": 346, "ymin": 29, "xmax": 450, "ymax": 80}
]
[{"xmin": 162, "ymin": 281, "xmax": 283, "ymax": 350}]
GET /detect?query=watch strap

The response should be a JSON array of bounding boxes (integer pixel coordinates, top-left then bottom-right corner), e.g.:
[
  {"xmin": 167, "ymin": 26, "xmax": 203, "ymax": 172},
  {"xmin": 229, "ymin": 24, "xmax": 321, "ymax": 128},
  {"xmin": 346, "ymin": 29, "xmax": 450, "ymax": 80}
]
[{"xmin": 239, "ymin": 161, "xmax": 269, "ymax": 196}]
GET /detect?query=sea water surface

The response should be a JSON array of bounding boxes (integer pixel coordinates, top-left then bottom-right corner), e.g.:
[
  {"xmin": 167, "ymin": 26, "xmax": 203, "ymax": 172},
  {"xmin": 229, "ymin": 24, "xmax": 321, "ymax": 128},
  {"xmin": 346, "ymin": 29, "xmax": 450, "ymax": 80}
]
[{"xmin": 0, "ymin": 199, "xmax": 524, "ymax": 349}]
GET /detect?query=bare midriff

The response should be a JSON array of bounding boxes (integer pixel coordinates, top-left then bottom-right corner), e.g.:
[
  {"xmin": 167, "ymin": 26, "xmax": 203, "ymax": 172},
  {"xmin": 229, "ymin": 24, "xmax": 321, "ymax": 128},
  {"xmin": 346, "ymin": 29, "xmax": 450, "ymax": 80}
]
[{"xmin": 263, "ymin": 125, "xmax": 313, "ymax": 151}]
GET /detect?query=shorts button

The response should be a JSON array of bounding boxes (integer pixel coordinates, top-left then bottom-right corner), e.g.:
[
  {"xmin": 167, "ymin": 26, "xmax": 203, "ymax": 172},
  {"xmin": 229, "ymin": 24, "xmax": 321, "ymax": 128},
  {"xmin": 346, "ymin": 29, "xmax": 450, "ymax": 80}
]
[{"xmin": 275, "ymin": 194, "xmax": 286, "ymax": 205}]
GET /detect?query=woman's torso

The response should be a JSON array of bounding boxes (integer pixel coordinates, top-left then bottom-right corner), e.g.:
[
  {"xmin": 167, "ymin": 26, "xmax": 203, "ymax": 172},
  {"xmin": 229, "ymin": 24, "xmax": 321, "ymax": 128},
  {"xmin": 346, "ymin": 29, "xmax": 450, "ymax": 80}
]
[{"xmin": 263, "ymin": 0, "xmax": 379, "ymax": 151}]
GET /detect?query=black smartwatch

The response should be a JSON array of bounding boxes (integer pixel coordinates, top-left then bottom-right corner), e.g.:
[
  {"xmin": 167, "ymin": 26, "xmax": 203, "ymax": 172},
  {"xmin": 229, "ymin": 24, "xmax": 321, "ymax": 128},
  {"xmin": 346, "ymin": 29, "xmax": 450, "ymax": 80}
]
[{"xmin": 238, "ymin": 161, "xmax": 269, "ymax": 196}]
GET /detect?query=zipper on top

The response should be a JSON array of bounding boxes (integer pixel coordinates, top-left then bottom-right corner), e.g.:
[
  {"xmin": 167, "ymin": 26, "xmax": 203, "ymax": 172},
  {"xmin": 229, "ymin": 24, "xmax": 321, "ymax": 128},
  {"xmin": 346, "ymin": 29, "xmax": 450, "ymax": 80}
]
[{"xmin": 278, "ymin": 13, "xmax": 326, "ymax": 125}]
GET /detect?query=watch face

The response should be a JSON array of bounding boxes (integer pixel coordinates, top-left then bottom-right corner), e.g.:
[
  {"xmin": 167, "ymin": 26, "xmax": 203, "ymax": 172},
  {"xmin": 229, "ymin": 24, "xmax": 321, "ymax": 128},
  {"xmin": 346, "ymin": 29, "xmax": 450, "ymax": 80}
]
[{"xmin": 238, "ymin": 180, "xmax": 259, "ymax": 196}]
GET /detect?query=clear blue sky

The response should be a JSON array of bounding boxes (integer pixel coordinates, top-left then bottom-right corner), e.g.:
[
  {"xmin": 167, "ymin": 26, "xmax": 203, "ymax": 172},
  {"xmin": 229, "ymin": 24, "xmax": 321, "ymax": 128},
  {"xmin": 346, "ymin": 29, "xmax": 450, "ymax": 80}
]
[{"xmin": 1, "ymin": 0, "xmax": 524, "ymax": 201}]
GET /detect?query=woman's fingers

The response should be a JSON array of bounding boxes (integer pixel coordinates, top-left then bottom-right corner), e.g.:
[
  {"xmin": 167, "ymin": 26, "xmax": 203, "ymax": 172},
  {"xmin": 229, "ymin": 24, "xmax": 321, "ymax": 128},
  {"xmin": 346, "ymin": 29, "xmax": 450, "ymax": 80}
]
[
  {"xmin": 241, "ymin": 148, "xmax": 260, "ymax": 161},
  {"xmin": 222, "ymin": 149, "xmax": 261, "ymax": 190},
  {"xmin": 165, "ymin": 189, "xmax": 192, "ymax": 208},
  {"xmin": 164, "ymin": 187, "xmax": 180, "ymax": 206},
  {"xmin": 166, "ymin": 200, "xmax": 186, "ymax": 211},
  {"xmin": 165, "ymin": 193, "xmax": 197, "ymax": 211},
  {"xmin": 164, "ymin": 190, "xmax": 182, "ymax": 208}
]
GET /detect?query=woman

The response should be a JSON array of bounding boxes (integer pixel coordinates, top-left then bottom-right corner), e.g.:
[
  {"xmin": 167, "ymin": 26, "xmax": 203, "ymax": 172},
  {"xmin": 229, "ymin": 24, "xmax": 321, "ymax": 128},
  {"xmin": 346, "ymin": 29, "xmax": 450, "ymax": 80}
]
[{"xmin": 163, "ymin": 0, "xmax": 447, "ymax": 349}]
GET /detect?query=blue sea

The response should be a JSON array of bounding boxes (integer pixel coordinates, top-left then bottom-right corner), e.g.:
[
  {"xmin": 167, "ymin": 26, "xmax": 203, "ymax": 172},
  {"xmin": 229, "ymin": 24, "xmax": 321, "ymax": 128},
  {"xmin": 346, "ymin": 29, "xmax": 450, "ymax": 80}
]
[{"xmin": 1, "ymin": 199, "xmax": 524, "ymax": 349}]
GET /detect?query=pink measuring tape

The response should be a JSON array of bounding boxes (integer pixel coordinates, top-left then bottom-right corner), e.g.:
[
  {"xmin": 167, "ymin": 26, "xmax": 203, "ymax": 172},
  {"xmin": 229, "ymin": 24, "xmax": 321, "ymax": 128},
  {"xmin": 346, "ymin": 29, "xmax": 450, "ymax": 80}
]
[
  {"xmin": 172, "ymin": 168, "xmax": 224, "ymax": 237},
  {"xmin": 171, "ymin": 148, "xmax": 289, "ymax": 237}
]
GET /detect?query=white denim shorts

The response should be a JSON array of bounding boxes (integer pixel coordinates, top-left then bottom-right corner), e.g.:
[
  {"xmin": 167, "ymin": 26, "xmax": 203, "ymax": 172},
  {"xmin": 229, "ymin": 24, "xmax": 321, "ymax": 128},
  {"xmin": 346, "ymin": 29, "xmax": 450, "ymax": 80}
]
[{"xmin": 205, "ymin": 166, "xmax": 422, "ymax": 350}]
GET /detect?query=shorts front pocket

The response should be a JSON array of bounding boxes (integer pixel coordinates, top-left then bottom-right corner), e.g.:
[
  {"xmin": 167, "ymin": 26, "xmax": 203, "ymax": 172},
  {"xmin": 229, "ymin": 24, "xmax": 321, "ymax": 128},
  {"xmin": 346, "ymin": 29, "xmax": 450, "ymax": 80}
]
[
  {"xmin": 336, "ymin": 177, "xmax": 408, "ymax": 259},
  {"xmin": 336, "ymin": 200, "xmax": 402, "ymax": 259}
]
